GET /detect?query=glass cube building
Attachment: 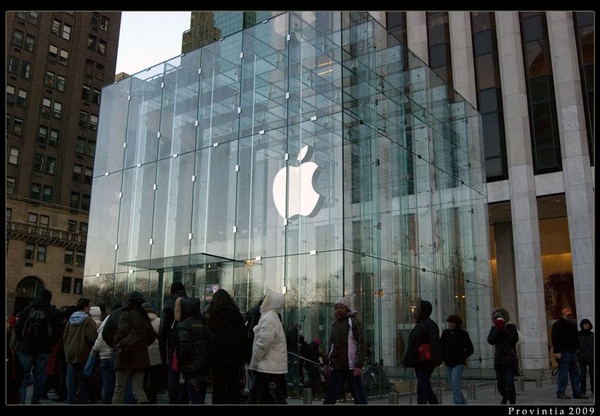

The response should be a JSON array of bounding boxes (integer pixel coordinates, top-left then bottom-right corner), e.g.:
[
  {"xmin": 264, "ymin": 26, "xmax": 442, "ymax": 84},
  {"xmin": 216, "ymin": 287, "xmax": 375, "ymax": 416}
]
[{"xmin": 85, "ymin": 11, "xmax": 493, "ymax": 383}]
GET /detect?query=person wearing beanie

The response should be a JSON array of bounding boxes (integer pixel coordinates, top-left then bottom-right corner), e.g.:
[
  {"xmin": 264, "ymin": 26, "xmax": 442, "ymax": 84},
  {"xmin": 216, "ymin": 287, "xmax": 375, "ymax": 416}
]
[
  {"xmin": 304, "ymin": 336, "xmax": 326, "ymax": 398},
  {"xmin": 441, "ymin": 314, "xmax": 474, "ymax": 404},
  {"xmin": 577, "ymin": 319, "xmax": 594, "ymax": 396},
  {"xmin": 552, "ymin": 308, "xmax": 588, "ymax": 399},
  {"xmin": 158, "ymin": 281, "xmax": 189, "ymax": 403},
  {"xmin": 402, "ymin": 298, "xmax": 442, "ymax": 404},
  {"xmin": 322, "ymin": 296, "xmax": 368, "ymax": 404},
  {"xmin": 112, "ymin": 291, "xmax": 157, "ymax": 404},
  {"xmin": 15, "ymin": 289, "xmax": 62, "ymax": 404},
  {"xmin": 487, "ymin": 306, "xmax": 520, "ymax": 404}
]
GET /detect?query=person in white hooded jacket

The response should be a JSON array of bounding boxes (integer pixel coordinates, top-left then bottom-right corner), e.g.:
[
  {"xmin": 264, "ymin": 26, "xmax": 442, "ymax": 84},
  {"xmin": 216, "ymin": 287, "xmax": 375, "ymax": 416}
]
[{"xmin": 247, "ymin": 289, "xmax": 288, "ymax": 404}]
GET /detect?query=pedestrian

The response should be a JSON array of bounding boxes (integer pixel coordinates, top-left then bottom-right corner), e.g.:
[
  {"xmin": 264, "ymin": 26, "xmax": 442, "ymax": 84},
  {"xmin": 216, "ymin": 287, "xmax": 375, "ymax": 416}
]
[
  {"xmin": 304, "ymin": 337, "xmax": 325, "ymax": 397},
  {"xmin": 552, "ymin": 308, "xmax": 588, "ymax": 399},
  {"xmin": 402, "ymin": 297, "xmax": 442, "ymax": 404},
  {"xmin": 577, "ymin": 318, "xmax": 594, "ymax": 396},
  {"xmin": 15, "ymin": 289, "xmax": 62, "ymax": 404},
  {"xmin": 487, "ymin": 306, "xmax": 519, "ymax": 404},
  {"xmin": 7, "ymin": 315, "xmax": 25, "ymax": 404},
  {"xmin": 62, "ymin": 297, "xmax": 98, "ymax": 404},
  {"xmin": 247, "ymin": 289, "xmax": 288, "ymax": 404},
  {"xmin": 158, "ymin": 281, "xmax": 189, "ymax": 404},
  {"xmin": 286, "ymin": 323, "xmax": 302, "ymax": 386},
  {"xmin": 441, "ymin": 314, "xmax": 474, "ymax": 404},
  {"xmin": 142, "ymin": 302, "xmax": 163, "ymax": 403},
  {"xmin": 204, "ymin": 288, "xmax": 246, "ymax": 404},
  {"xmin": 323, "ymin": 296, "xmax": 368, "ymax": 405},
  {"xmin": 52, "ymin": 305, "xmax": 77, "ymax": 403},
  {"xmin": 87, "ymin": 305, "xmax": 103, "ymax": 402},
  {"xmin": 91, "ymin": 311, "xmax": 115, "ymax": 403},
  {"xmin": 241, "ymin": 296, "xmax": 263, "ymax": 402},
  {"xmin": 176, "ymin": 297, "xmax": 212, "ymax": 404},
  {"xmin": 112, "ymin": 291, "xmax": 157, "ymax": 404}
]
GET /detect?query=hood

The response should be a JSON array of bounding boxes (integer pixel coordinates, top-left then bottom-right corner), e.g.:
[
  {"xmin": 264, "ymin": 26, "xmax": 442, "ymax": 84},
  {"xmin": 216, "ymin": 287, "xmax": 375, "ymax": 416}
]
[
  {"xmin": 260, "ymin": 289, "xmax": 285, "ymax": 314},
  {"xmin": 69, "ymin": 310, "xmax": 90, "ymax": 326},
  {"xmin": 90, "ymin": 306, "xmax": 102, "ymax": 320},
  {"xmin": 180, "ymin": 297, "xmax": 201, "ymax": 320},
  {"xmin": 416, "ymin": 298, "xmax": 433, "ymax": 321},
  {"xmin": 580, "ymin": 318, "xmax": 593, "ymax": 330},
  {"xmin": 492, "ymin": 307, "xmax": 510, "ymax": 322}
]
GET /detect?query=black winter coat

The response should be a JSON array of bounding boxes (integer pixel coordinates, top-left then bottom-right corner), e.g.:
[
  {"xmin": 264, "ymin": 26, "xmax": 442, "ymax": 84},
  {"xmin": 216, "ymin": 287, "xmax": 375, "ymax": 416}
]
[
  {"xmin": 577, "ymin": 319, "xmax": 593, "ymax": 363},
  {"xmin": 113, "ymin": 305, "xmax": 157, "ymax": 370},
  {"xmin": 205, "ymin": 306, "xmax": 245, "ymax": 367},
  {"xmin": 158, "ymin": 289, "xmax": 187, "ymax": 363},
  {"xmin": 16, "ymin": 296, "xmax": 62, "ymax": 355},
  {"xmin": 551, "ymin": 317, "xmax": 580, "ymax": 353},
  {"xmin": 441, "ymin": 326, "xmax": 474, "ymax": 367},
  {"xmin": 487, "ymin": 323, "xmax": 519, "ymax": 370},
  {"xmin": 403, "ymin": 299, "xmax": 442, "ymax": 369}
]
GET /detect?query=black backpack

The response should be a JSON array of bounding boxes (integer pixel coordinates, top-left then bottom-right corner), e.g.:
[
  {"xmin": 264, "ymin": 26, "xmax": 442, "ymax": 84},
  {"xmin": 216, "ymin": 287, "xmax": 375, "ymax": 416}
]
[{"xmin": 20, "ymin": 307, "xmax": 52, "ymax": 352}]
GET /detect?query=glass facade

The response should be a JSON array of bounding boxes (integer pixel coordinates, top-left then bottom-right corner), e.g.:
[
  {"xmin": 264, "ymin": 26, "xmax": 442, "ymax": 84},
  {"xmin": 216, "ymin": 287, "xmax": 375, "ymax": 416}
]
[{"xmin": 85, "ymin": 11, "xmax": 492, "ymax": 384}]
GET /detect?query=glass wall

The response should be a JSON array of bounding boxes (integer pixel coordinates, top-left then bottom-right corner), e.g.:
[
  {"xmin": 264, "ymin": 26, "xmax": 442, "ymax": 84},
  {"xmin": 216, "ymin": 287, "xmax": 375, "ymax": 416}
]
[{"xmin": 85, "ymin": 11, "xmax": 491, "ymax": 389}]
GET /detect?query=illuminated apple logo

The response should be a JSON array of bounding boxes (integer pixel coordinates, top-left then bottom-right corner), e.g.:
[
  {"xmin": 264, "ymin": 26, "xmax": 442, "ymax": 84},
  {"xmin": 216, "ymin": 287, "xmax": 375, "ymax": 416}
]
[{"xmin": 273, "ymin": 145, "xmax": 322, "ymax": 219}]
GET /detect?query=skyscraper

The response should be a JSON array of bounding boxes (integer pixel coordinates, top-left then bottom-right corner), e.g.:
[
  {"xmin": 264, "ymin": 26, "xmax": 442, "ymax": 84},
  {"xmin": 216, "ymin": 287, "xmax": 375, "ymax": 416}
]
[{"xmin": 6, "ymin": 11, "xmax": 121, "ymax": 314}]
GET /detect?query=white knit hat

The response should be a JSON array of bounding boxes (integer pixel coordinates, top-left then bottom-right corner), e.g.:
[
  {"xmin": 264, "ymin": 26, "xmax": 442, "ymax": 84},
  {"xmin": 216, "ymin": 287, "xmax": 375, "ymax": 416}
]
[
  {"xmin": 90, "ymin": 306, "xmax": 101, "ymax": 319},
  {"xmin": 335, "ymin": 297, "xmax": 352, "ymax": 310}
]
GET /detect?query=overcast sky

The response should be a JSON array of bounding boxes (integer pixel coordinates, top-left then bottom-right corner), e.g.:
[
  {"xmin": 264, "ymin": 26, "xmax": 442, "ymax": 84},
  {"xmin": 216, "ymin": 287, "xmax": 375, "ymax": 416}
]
[{"xmin": 116, "ymin": 12, "xmax": 191, "ymax": 75}]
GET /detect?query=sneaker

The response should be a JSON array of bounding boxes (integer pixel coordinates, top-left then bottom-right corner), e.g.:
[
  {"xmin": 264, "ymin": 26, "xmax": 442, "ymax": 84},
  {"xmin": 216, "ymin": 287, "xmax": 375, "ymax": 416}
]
[
  {"xmin": 557, "ymin": 393, "xmax": 571, "ymax": 399},
  {"xmin": 573, "ymin": 394, "xmax": 589, "ymax": 399}
]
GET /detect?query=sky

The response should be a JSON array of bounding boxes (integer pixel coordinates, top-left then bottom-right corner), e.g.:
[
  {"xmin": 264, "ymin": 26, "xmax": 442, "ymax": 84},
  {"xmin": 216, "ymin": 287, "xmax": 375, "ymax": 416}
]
[{"xmin": 116, "ymin": 12, "xmax": 191, "ymax": 75}]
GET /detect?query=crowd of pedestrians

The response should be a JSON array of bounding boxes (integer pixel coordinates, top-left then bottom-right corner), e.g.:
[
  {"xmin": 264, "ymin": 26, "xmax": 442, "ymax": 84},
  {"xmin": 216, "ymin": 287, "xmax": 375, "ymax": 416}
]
[{"xmin": 8, "ymin": 287, "xmax": 594, "ymax": 406}]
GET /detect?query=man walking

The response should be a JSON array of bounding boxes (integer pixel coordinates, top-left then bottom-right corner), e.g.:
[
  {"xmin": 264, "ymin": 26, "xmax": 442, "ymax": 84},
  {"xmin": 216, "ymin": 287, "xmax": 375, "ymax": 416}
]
[{"xmin": 552, "ymin": 308, "xmax": 588, "ymax": 399}]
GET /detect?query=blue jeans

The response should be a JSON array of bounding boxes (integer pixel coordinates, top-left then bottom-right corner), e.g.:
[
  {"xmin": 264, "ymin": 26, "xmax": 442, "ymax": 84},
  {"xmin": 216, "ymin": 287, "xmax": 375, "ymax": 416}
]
[
  {"xmin": 557, "ymin": 350, "xmax": 582, "ymax": 397},
  {"xmin": 99, "ymin": 358, "xmax": 115, "ymax": 404},
  {"xmin": 66, "ymin": 361, "xmax": 92, "ymax": 404},
  {"xmin": 18, "ymin": 351, "xmax": 49, "ymax": 404},
  {"xmin": 446, "ymin": 364, "xmax": 467, "ymax": 404},
  {"xmin": 323, "ymin": 368, "xmax": 368, "ymax": 404}
]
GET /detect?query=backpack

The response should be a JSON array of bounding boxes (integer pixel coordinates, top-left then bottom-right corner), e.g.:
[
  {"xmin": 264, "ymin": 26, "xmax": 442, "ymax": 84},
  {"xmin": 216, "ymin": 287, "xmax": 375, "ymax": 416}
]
[{"xmin": 20, "ymin": 307, "xmax": 52, "ymax": 352}]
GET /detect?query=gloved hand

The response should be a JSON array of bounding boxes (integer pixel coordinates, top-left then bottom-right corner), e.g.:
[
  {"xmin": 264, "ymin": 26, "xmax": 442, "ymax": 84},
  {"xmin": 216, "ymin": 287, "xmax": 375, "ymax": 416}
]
[
  {"xmin": 353, "ymin": 367, "xmax": 363, "ymax": 378},
  {"xmin": 494, "ymin": 317, "xmax": 506, "ymax": 330}
]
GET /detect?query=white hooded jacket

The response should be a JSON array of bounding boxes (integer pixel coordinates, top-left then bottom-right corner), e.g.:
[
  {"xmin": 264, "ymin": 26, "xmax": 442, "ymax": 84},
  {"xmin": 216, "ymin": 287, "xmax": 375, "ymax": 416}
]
[{"xmin": 249, "ymin": 289, "xmax": 287, "ymax": 374}]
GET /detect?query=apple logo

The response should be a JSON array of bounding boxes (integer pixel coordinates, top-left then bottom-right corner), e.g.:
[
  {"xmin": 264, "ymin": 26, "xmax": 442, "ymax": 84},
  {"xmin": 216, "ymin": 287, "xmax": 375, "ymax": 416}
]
[{"xmin": 273, "ymin": 145, "xmax": 323, "ymax": 219}]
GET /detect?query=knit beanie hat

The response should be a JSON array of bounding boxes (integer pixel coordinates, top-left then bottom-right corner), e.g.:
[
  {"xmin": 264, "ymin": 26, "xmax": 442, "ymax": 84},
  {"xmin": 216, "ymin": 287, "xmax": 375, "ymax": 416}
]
[
  {"xmin": 128, "ymin": 291, "xmax": 145, "ymax": 304},
  {"xmin": 335, "ymin": 297, "xmax": 351, "ymax": 310}
]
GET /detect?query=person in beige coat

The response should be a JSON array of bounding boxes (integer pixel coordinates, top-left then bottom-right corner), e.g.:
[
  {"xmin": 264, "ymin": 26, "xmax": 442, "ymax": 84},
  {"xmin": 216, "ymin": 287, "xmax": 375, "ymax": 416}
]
[{"xmin": 247, "ymin": 289, "xmax": 288, "ymax": 404}]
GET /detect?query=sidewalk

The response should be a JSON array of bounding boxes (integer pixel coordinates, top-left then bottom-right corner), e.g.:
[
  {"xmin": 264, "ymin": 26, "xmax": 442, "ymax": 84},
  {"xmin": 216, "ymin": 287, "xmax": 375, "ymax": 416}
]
[{"xmin": 20, "ymin": 376, "xmax": 595, "ymax": 406}]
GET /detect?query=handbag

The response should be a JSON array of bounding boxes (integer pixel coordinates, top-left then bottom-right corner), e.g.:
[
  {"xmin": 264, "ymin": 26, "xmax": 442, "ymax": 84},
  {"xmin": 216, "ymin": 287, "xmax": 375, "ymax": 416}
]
[
  {"xmin": 116, "ymin": 328, "xmax": 141, "ymax": 358},
  {"xmin": 418, "ymin": 343, "xmax": 432, "ymax": 361},
  {"xmin": 83, "ymin": 352, "xmax": 98, "ymax": 377}
]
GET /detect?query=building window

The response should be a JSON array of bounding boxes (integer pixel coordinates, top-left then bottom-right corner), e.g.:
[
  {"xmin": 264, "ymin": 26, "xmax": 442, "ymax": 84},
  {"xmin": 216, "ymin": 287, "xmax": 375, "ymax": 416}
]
[
  {"xmin": 93, "ymin": 88, "xmax": 101, "ymax": 105},
  {"xmin": 8, "ymin": 56, "xmax": 19, "ymax": 75},
  {"xmin": 38, "ymin": 125, "xmax": 48, "ymax": 143},
  {"xmin": 90, "ymin": 114, "xmax": 98, "ymax": 131},
  {"xmin": 86, "ymin": 141, "xmax": 96, "ymax": 157},
  {"xmin": 13, "ymin": 118, "xmax": 24, "ymax": 136},
  {"xmin": 61, "ymin": 277, "xmax": 72, "ymax": 293},
  {"xmin": 28, "ymin": 213, "xmax": 38, "ymax": 224},
  {"xmin": 98, "ymin": 40, "xmax": 107, "ymax": 56},
  {"xmin": 36, "ymin": 244, "xmax": 47, "ymax": 262},
  {"xmin": 58, "ymin": 49, "xmax": 69, "ymax": 66},
  {"xmin": 79, "ymin": 222, "xmax": 88, "ymax": 234},
  {"xmin": 52, "ymin": 19, "xmax": 61, "ymax": 35},
  {"xmin": 42, "ymin": 98, "xmax": 51, "ymax": 115},
  {"xmin": 49, "ymin": 129, "xmax": 59, "ymax": 147},
  {"xmin": 64, "ymin": 249, "xmax": 74, "ymax": 265},
  {"xmin": 7, "ymin": 208, "xmax": 12, "ymax": 221},
  {"xmin": 95, "ymin": 63, "xmax": 105, "ymax": 80},
  {"xmin": 85, "ymin": 59, "xmax": 94, "ymax": 77},
  {"xmin": 45, "ymin": 156, "xmax": 56, "ymax": 175},
  {"xmin": 45, "ymin": 71, "xmax": 55, "ymax": 88},
  {"xmin": 25, "ymin": 243, "xmax": 35, "ymax": 260},
  {"xmin": 79, "ymin": 111, "xmax": 88, "ymax": 128},
  {"xmin": 84, "ymin": 167, "xmax": 93, "ymax": 184},
  {"xmin": 31, "ymin": 183, "xmax": 41, "ymax": 200},
  {"xmin": 74, "ymin": 279, "xmax": 83, "ymax": 295},
  {"xmin": 81, "ymin": 194, "xmax": 91, "ymax": 211},
  {"xmin": 49, "ymin": 44, "xmax": 58, "ymax": 60},
  {"xmin": 7, "ymin": 85, "xmax": 15, "ymax": 103},
  {"xmin": 16, "ymin": 89, "xmax": 27, "ymax": 106},
  {"xmin": 52, "ymin": 101, "xmax": 62, "ymax": 119},
  {"xmin": 9, "ymin": 147, "xmax": 19, "ymax": 165},
  {"xmin": 33, "ymin": 154, "xmax": 44, "ymax": 172},
  {"xmin": 42, "ymin": 186, "xmax": 53, "ymax": 203},
  {"xmin": 25, "ymin": 34, "xmax": 35, "ymax": 52},
  {"xmin": 13, "ymin": 30, "xmax": 24, "ymax": 48},
  {"xmin": 7, "ymin": 177, "xmax": 16, "ymax": 195},
  {"xmin": 56, "ymin": 75, "xmax": 66, "ymax": 92},
  {"xmin": 70, "ymin": 192, "xmax": 80, "ymax": 209},
  {"xmin": 73, "ymin": 164, "xmax": 82, "ymax": 182},
  {"xmin": 68, "ymin": 220, "xmax": 77, "ymax": 232},
  {"xmin": 20, "ymin": 61, "xmax": 31, "ymax": 79},
  {"xmin": 76, "ymin": 251, "xmax": 85, "ymax": 266},
  {"xmin": 76, "ymin": 137, "xmax": 86, "ymax": 154},
  {"xmin": 87, "ymin": 35, "xmax": 97, "ymax": 51},
  {"xmin": 62, "ymin": 24, "xmax": 71, "ymax": 40},
  {"xmin": 39, "ymin": 215, "xmax": 49, "ymax": 227},
  {"xmin": 82, "ymin": 85, "xmax": 91, "ymax": 101}
]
